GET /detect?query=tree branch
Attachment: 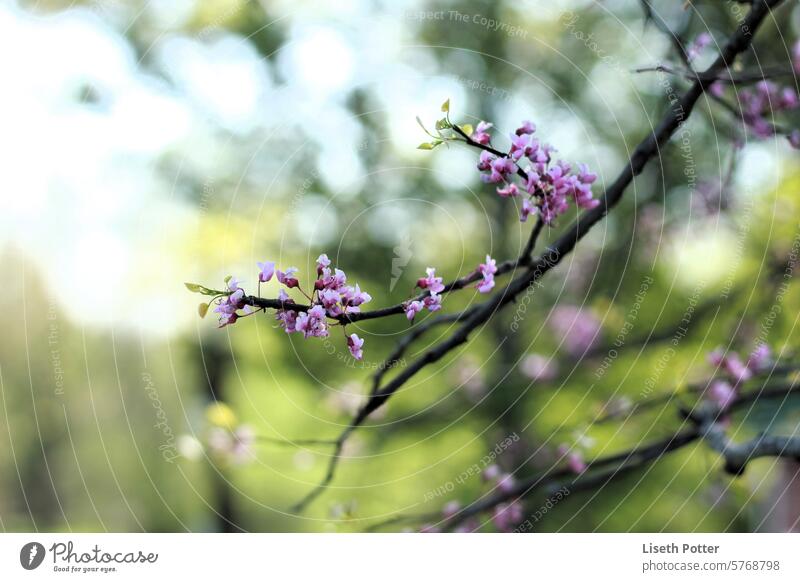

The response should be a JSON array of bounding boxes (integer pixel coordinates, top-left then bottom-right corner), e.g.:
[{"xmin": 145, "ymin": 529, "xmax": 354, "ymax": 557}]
[
  {"xmin": 290, "ymin": 0, "xmax": 786, "ymax": 512},
  {"xmin": 439, "ymin": 378, "xmax": 799, "ymax": 531}
]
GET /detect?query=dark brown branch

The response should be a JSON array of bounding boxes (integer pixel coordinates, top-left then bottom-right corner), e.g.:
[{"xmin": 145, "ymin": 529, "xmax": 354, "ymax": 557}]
[
  {"xmin": 591, "ymin": 364, "xmax": 799, "ymax": 426},
  {"xmin": 442, "ymin": 429, "xmax": 702, "ymax": 530},
  {"xmin": 701, "ymin": 422, "xmax": 800, "ymax": 475},
  {"xmin": 246, "ymin": 251, "xmax": 534, "ymax": 324},
  {"xmin": 639, "ymin": 0, "xmax": 692, "ymax": 67},
  {"xmin": 634, "ymin": 63, "xmax": 796, "ymax": 84},
  {"xmin": 438, "ymin": 378, "xmax": 800, "ymax": 531},
  {"xmin": 291, "ymin": 0, "xmax": 785, "ymax": 512}
]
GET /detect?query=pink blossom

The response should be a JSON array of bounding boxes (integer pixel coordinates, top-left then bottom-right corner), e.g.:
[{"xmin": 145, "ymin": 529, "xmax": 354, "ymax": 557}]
[
  {"xmin": 709, "ymin": 82, "xmax": 725, "ymax": 98},
  {"xmin": 707, "ymin": 347, "xmax": 725, "ymax": 367},
  {"xmin": 481, "ymin": 157, "xmax": 517, "ymax": 184},
  {"xmin": 482, "ymin": 465, "xmax": 501, "ymax": 482},
  {"xmin": 496, "ymin": 182, "xmax": 519, "ymax": 198},
  {"xmin": 492, "ymin": 501, "xmax": 524, "ymax": 532},
  {"xmin": 231, "ymin": 425, "xmax": 255, "ymax": 464},
  {"xmin": 453, "ymin": 356, "xmax": 486, "ymax": 399},
  {"xmin": 735, "ymin": 81, "xmax": 800, "ymax": 140},
  {"xmin": 442, "ymin": 501, "xmax": 461, "ymax": 519},
  {"xmin": 509, "ymin": 133, "xmax": 533, "ymax": 161},
  {"xmin": 527, "ymin": 141, "xmax": 555, "ymax": 169},
  {"xmin": 214, "ymin": 287, "xmax": 246, "ymax": 327},
  {"xmin": 707, "ymin": 380, "xmax": 736, "ymax": 410},
  {"xmin": 725, "ymin": 353, "xmax": 752, "ymax": 384},
  {"xmin": 558, "ymin": 444, "xmax": 587, "ymax": 474},
  {"xmin": 468, "ymin": 117, "xmax": 601, "ymax": 227},
  {"xmin": 789, "ymin": 130, "xmax": 800, "ymax": 150},
  {"xmin": 276, "ymin": 309, "xmax": 298, "ymax": 333},
  {"xmin": 515, "ymin": 120, "xmax": 536, "ymax": 136},
  {"xmin": 567, "ymin": 452, "xmax": 587, "ymax": 474},
  {"xmin": 497, "ymin": 473, "xmax": 515, "ymax": 494},
  {"xmin": 794, "ymin": 40, "xmax": 800, "ymax": 73},
  {"xmin": 476, "ymin": 254, "xmax": 497, "ymax": 294},
  {"xmin": 520, "ymin": 353, "xmax": 558, "ymax": 381},
  {"xmin": 277, "ymin": 267, "xmax": 299, "ymax": 288},
  {"xmin": 417, "ymin": 267, "xmax": 445, "ymax": 294},
  {"xmin": 573, "ymin": 163, "xmax": 599, "ymax": 209},
  {"xmin": 405, "ymin": 300, "xmax": 423, "ymax": 321},
  {"xmin": 523, "ymin": 169, "xmax": 541, "ymax": 194},
  {"xmin": 339, "ymin": 283, "xmax": 372, "ymax": 315},
  {"xmin": 257, "ymin": 261, "xmax": 275, "ymax": 283},
  {"xmin": 520, "ymin": 197, "xmax": 536, "ymax": 222},
  {"xmin": 453, "ymin": 519, "xmax": 480, "ymax": 533},
  {"xmin": 779, "ymin": 87, "xmax": 799, "ymax": 110},
  {"xmin": 423, "ymin": 292, "xmax": 443, "ymax": 312},
  {"xmin": 347, "ymin": 333, "xmax": 365, "ymax": 360},
  {"xmin": 709, "ymin": 348, "xmax": 752, "ymax": 384},
  {"xmin": 748, "ymin": 344, "xmax": 771, "ymax": 372},
  {"xmin": 277, "ymin": 288, "xmax": 292, "ymax": 304},
  {"xmin": 295, "ymin": 305, "xmax": 329, "ymax": 338},
  {"xmin": 207, "ymin": 427, "xmax": 233, "ymax": 456},
  {"xmin": 216, "ymin": 310, "xmax": 238, "ymax": 328},
  {"xmin": 687, "ymin": 32, "xmax": 712, "ymax": 62},
  {"xmin": 567, "ymin": 453, "xmax": 587, "ymax": 474},
  {"xmin": 476, "ymin": 277, "xmax": 494, "ymax": 295},
  {"xmin": 316, "ymin": 254, "xmax": 331, "ymax": 274},
  {"xmin": 549, "ymin": 306, "xmax": 601, "ymax": 355},
  {"xmin": 229, "ymin": 288, "xmax": 244, "ymax": 307},
  {"xmin": 208, "ymin": 425, "xmax": 255, "ymax": 465},
  {"xmin": 477, "ymin": 150, "xmax": 495, "ymax": 171},
  {"xmin": 319, "ymin": 288, "xmax": 342, "ymax": 317},
  {"xmin": 548, "ymin": 161, "xmax": 573, "ymax": 197},
  {"xmin": 322, "ymin": 268, "xmax": 347, "ymax": 290},
  {"xmin": 472, "ymin": 121, "xmax": 493, "ymax": 144}
]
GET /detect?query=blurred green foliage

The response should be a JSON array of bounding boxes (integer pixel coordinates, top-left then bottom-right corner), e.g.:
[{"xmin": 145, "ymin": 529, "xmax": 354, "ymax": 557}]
[{"xmin": 2, "ymin": 0, "xmax": 800, "ymax": 532}]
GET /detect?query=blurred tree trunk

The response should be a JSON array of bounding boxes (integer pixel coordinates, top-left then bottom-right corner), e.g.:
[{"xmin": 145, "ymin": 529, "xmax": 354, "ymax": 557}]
[{"xmin": 199, "ymin": 341, "xmax": 241, "ymax": 533}]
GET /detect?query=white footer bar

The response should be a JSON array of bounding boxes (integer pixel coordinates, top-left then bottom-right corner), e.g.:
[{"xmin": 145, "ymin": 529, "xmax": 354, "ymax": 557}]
[{"xmin": 1, "ymin": 533, "xmax": 798, "ymax": 581}]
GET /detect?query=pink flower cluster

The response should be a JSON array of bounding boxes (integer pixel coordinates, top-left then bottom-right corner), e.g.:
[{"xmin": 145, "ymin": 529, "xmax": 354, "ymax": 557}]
[
  {"xmin": 483, "ymin": 465, "xmax": 524, "ymax": 532},
  {"xmin": 420, "ymin": 464, "xmax": 523, "ymax": 533},
  {"xmin": 705, "ymin": 344, "xmax": 771, "ymax": 411},
  {"xmin": 419, "ymin": 464, "xmax": 524, "ymax": 533},
  {"xmin": 274, "ymin": 254, "xmax": 371, "ymax": 359},
  {"xmin": 214, "ymin": 278, "xmax": 252, "ymax": 327},
  {"xmin": 473, "ymin": 120, "xmax": 599, "ymax": 225},
  {"xmin": 405, "ymin": 267, "xmax": 445, "ymax": 321},
  {"xmin": 215, "ymin": 255, "xmax": 372, "ymax": 361},
  {"xmin": 711, "ymin": 80, "xmax": 800, "ymax": 145}
]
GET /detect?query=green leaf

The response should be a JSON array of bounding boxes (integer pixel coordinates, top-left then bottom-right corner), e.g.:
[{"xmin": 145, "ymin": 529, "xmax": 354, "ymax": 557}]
[
  {"xmin": 460, "ymin": 124, "xmax": 474, "ymax": 136},
  {"xmin": 440, "ymin": 98, "xmax": 450, "ymax": 113},
  {"xmin": 435, "ymin": 117, "xmax": 451, "ymax": 131},
  {"xmin": 417, "ymin": 140, "xmax": 443, "ymax": 150},
  {"xmin": 184, "ymin": 282, "xmax": 227, "ymax": 296},
  {"xmin": 223, "ymin": 275, "xmax": 232, "ymax": 285},
  {"xmin": 198, "ymin": 302, "xmax": 209, "ymax": 318}
]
